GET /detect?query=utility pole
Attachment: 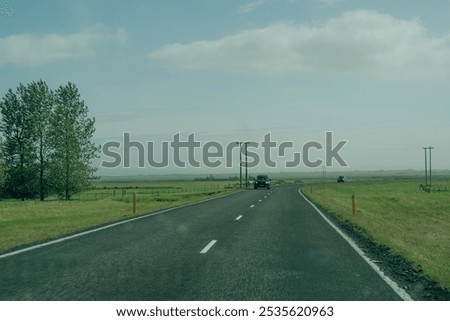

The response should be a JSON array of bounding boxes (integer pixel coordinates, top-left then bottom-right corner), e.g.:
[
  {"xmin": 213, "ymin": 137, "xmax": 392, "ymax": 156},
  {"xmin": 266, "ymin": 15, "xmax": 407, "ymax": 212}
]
[
  {"xmin": 236, "ymin": 141, "xmax": 250, "ymax": 188},
  {"xmin": 423, "ymin": 147, "xmax": 428, "ymax": 186},
  {"xmin": 236, "ymin": 142, "xmax": 242, "ymax": 188},
  {"xmin": 244, "ymin": 142, "xmax": 248, "ymax": 188},
  {"xmin": 429, "ymin": 146, "xmax": 434, "ymax": 187},
  {"xmin": 422, "ymin": 146, "xmax": 434, "ymax": 190}
]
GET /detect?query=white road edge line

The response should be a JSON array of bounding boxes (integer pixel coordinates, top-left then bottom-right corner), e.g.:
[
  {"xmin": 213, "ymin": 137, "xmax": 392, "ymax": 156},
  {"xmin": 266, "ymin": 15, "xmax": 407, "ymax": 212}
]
[
  {"xmin": 235, "ymin": 215, "xmax": 243, "ymax": 221},
  {"xmin": 0, "ymin": 190, "xmax": 242, "ymax": 260},
  {"xmin": 200, "ymin": 240, "xmax": 217, "ymax": 254},
  {"xmin": 298, "ymin": 189, "xmax": 413, "ymax": 301}
]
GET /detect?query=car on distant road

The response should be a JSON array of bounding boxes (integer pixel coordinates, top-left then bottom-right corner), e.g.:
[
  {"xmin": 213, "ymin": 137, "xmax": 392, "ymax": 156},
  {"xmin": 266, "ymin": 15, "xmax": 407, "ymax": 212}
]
[
  {"xmin": 337, "ymin": 176, "xmax": 346, "ymax": 183},
  {"xmin": 254, "ymin": 175, "xmax": 271, "ymax": 189}
]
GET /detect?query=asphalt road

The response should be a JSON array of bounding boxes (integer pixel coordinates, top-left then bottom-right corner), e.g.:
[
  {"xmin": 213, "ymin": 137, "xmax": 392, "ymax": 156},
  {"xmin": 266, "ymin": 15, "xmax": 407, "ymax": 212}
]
[{"xmin": 0, "ymin": 185, "xmax": 402, "ymax": 300}]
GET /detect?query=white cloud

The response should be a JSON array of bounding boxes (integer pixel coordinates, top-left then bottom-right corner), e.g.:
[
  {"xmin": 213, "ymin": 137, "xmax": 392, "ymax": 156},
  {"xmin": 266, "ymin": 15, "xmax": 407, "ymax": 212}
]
[
  {"xmin": 148, "ymin": 10, "xmax": 450, "ymax": 79},
  {"xmin": 0, "ymin": 24, "xmax": 127, "ymax": 66},
  {"xmin": 315, "ymin": 0, "xmax": 346, "ymax": 6},
  {"xmin": 238, "ymin": 0, "xmax": 266, "ymax": 14}
]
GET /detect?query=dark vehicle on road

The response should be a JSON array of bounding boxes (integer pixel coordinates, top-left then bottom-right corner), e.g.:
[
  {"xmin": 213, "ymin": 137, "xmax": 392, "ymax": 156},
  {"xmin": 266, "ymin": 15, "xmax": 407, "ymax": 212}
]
[
  {"xmin": 254, "ymin": 175, "xmax": 271, "ymax": 189},
  {"xmin": 337, "ymin": 176, "xmax": 346, "ymax": 183}
]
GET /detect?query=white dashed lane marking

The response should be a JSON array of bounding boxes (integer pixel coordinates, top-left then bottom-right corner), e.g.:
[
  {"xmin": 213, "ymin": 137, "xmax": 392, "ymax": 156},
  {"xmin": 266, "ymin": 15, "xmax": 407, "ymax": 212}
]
[{"xmin": 200, "ymin": 240, "xmax": 217, "ymax": 254}]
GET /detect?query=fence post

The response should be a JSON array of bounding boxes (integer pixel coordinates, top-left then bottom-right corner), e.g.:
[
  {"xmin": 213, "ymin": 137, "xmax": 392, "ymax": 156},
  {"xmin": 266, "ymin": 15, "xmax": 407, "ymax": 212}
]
[
  {"xmin": 132, "ymin": 192, "xmax": 137, "ymax": 214},
  {"xmin": 352, "ymin": 194, "xmax": 356, "ymax": 216}
]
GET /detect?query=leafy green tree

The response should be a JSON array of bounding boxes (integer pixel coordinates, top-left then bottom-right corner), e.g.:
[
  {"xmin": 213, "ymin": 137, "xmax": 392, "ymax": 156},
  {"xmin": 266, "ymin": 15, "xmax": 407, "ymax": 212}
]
[
  {"xmin": 48, "ymin": 82, "xmax": 99, "ymax": 200},
  {"xmin": 0, "ymin": 137, "xmax": 6, "ymax": 196},
  {"xmin": 0, "ymin": 80, "xmax": 98, "ymax": 200},
  {"xmin": 22, "ymin": 80, "xmax": 53, "ymax": 201},
  {"xmin": 0, "ymin": 85, "xmax": 38, "ymax": 199}
]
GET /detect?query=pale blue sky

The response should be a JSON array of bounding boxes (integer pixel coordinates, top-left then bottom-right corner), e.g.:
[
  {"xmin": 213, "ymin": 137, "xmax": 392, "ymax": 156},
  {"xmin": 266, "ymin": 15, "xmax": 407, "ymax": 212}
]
[{"xmin": 1, "ymin": 0, "xmax": 450, "ymax": 174}]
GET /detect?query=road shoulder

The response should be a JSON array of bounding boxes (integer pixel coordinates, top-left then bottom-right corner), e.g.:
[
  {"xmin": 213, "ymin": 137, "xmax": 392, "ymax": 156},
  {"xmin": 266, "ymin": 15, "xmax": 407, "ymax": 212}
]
[{"xmin": 299, "ymin": 187, "xmax": 450, "ymax": 301}]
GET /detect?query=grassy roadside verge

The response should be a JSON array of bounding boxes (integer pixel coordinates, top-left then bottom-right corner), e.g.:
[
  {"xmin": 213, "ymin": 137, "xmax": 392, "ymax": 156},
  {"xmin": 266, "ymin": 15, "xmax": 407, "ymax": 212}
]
[
  {"xmin": 302, "ymin": 178, "xmax": 450, "ymax": 290},
  {"xmin": 0, "ymin": 180, "xmax": 238, "ymax": 254}
]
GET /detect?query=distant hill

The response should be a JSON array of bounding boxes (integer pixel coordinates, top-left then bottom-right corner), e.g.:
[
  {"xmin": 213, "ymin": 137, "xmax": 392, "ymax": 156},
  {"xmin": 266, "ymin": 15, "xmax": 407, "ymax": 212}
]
[{"xmin": 98, "ymin": 169, "xmax": 450, "ymax": 182}]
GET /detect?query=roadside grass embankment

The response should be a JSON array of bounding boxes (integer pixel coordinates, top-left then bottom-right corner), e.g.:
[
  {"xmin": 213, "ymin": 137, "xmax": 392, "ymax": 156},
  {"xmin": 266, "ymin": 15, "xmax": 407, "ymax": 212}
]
[
  {"xmin": 302, "ymin": 178, "xmax": 450, "ymax": 291},
  {"xmin": 0, "ymin": 180, "xmax": 238, "ymax": 254}
]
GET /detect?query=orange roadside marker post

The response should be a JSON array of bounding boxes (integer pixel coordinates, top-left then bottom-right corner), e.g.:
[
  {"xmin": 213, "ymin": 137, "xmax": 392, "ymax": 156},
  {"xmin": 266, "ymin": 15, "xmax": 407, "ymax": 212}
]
[{"xmin": 352, "ymin": 194, "xmax": 356, "ymax": 216}]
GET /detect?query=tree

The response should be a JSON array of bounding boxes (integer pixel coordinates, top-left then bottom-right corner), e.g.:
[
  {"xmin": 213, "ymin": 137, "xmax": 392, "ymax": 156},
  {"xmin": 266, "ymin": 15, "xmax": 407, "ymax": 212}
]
[
  {"xmin": 22, "ymin": 80, "xmax": 53, "ymax": 201},
  {"xmin": 0, "ymin": 85, "xmax": 38, "ymax": 199},
  {"xmin": 48, "ymin": 82, "xmax": 99, "ymax": 200},
  {"xmin": 0, "ymin": 80, "xmax": 98, "ymax": 200},
  {"xmin": 0, "ymin": 137, "xmax": 6, "ymax": 196}
]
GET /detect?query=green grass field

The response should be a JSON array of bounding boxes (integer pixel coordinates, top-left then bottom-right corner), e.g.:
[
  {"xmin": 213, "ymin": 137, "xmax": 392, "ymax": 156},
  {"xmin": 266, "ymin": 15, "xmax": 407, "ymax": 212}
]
[
  {"xmin": 303, "ymin": 178, "xmax": 450, "ymax": 290},
  {"xmin": 2, "ymin": 176, "xmax": 448, "ymax": 291},
  {"xmin": 0, "ymin": 180, "xmax": 238, "ymax": 254}
]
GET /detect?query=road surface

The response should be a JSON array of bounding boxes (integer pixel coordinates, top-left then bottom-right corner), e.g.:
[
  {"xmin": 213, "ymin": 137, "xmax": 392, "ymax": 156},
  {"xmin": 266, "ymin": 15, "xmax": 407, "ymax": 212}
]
[{"xmin": 0, "ymin": 185, "xmax": 402, "ymax": 300}]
